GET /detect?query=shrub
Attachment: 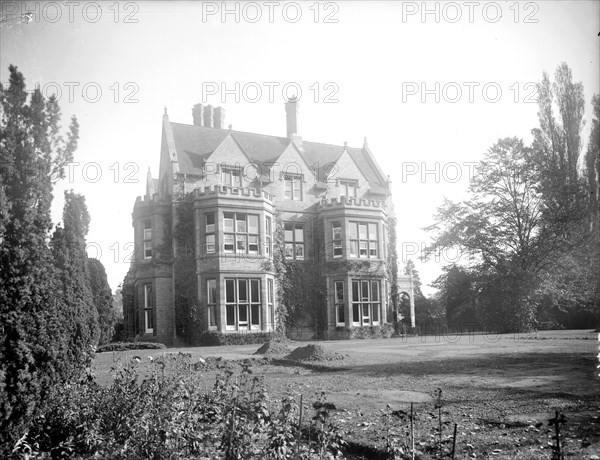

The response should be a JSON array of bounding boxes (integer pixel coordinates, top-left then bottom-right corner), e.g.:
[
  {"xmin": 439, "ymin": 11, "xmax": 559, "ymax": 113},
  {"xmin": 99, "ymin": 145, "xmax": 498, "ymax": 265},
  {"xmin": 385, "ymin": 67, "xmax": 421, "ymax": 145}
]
[
  {"xmin": 12, "ymin": 354, "xmax": 345, "ymax": 459},
  {"xmin": 331, "ymin": 324, "xmax": 394, "ymax": 340},
  {"xmin": 96, "ymin": 342, "xmax": 166, "ymax": 353},
  {"xmin": 199, "ymin": 331, "xmax": 280, "ymax": 346}
]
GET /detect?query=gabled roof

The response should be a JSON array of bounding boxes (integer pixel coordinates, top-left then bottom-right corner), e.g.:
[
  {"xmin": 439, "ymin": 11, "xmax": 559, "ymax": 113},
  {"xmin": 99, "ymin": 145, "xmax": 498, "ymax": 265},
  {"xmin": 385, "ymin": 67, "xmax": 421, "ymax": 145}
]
[{"xmin": 166, "ymin": 119, "xmax": 389, "ymax": 192}]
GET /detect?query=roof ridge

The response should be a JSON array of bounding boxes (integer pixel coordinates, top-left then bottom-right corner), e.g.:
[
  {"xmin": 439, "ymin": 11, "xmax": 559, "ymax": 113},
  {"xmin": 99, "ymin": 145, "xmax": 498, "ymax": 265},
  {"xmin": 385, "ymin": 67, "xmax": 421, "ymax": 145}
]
[{"xmin": 169, "ymin": 121, "xmax": 289, "ymax": 142}]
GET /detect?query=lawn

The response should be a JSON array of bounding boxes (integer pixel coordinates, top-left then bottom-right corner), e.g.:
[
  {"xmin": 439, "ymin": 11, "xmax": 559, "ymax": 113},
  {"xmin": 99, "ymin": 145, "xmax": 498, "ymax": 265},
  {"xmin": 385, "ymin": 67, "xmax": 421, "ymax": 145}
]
[{"xmin": 94, "ymin": 329, "xmax": 600, "ymax": 459}]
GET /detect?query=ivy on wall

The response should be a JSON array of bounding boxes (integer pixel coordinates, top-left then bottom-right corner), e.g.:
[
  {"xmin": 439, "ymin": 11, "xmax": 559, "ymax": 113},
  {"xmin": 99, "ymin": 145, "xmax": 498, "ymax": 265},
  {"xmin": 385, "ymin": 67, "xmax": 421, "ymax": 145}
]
[
  {"xmin": 386, "ymin": 216, "xmax": 401, "ymax": 332},
  {"xmin": 267, "ymin": 211, "xmax": 401, "ymax": 337},
  {"xmin": 172, "ymin": 195, "xmax": 203, "ymax": 343}
]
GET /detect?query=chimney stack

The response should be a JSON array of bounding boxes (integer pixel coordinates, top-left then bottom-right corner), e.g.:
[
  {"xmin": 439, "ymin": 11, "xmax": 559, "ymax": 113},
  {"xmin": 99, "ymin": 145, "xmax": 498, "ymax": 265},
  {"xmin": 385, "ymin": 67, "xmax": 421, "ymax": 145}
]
[
  {"xmin": 285, "ymin": 96, "xmax": 299, "ymax": 138},
  {"xmin": 213, "ymin": 106, "xmax": 225, "ymax": 129},
  {"xmin": 192, "ymin": 103, "xmax": 204, "ymax": 126},
  {"xmin": 203, "ymin": 105, "xmax": 214, "ymax": 128}
]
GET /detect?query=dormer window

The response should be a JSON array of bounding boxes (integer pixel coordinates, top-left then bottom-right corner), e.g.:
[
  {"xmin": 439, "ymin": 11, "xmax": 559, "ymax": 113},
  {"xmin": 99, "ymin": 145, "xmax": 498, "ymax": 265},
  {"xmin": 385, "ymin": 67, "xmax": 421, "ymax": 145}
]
[
  {"xmin": 339, "ymin": 180, "xmax": 358, "ymax": 198},
  {"xmin": 284, "ymin": 174, "xmax": 302, "ymax": 200},
  {"xmin": 222, "ymin": 167, "xmax": 242, "ymax": 187}
]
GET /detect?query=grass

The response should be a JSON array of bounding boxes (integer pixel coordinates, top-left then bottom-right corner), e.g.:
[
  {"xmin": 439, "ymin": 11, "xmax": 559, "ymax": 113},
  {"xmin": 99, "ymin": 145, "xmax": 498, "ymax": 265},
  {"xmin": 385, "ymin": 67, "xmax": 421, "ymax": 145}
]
[{"xmin": 93, "ymin": 329, "xmax": 600, "ymax": 459}]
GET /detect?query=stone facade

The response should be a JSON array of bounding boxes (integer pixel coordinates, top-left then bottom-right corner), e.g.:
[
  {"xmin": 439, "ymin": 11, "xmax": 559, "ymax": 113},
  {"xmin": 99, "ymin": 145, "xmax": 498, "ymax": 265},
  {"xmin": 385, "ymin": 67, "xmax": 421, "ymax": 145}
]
[{"xmin": 122, "ymin": 100, "xmax": 413, "ymax": 345}]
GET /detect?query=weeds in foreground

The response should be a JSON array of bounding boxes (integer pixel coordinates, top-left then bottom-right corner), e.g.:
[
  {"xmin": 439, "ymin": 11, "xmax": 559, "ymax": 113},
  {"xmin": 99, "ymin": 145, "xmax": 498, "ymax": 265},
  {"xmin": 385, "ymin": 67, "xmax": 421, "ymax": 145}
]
[{"xmin": 11, "ymin": 354, "xmax": 343, "ymax": 459}]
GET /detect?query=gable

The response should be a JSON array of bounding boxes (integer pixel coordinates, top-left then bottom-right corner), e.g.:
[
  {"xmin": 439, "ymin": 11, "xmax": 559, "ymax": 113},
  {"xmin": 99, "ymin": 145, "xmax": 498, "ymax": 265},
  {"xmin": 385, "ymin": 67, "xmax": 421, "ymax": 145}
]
[
  {"xmin": 330, "ymin": 148, "xmax": 369, "ymax": 186},
  {"xmin": 206, "ymin": 133, "xmax": 253, "ymax": 170}
]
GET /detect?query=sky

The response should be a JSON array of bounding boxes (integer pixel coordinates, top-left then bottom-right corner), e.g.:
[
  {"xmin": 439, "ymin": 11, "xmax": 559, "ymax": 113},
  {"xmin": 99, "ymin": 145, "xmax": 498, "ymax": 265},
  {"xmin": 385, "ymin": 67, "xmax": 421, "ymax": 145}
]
[{"xmin": 1, "ymin": 0, "xmax": 598, "ymax": 296}]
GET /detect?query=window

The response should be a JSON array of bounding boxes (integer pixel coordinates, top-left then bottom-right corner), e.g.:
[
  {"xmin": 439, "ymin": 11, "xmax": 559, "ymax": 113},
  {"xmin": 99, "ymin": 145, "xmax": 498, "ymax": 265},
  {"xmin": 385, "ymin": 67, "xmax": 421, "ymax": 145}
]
[
  {"xmin": 351, "ymin": 280, "xmax": 381, "ymax": 325},
  {"xmin": 222, "ymin": 167, "xmax": 242, "ymax": 187},
  {"xmin": 335, "ymin": 281, "xmax": 345, "ymax": 325},
  {"xmin": 143, "ymin": 220, "xmax": 152, "ymax": 259},
  {"xmin": 332, "ymin": 223, "xmax": 342, "ymax": 258},
  {"xmin": 339, "ymin": 180, "xmax": 357, "ymax": 198},
  {"xmin": 223, "ymin": 212, "xmax": 259, "ymax": 255},
  {"xmin": 267, "ymin": 278, "xmax": 274, "ymax": 329},
  {"xmin": 143, "ymin": 284, "xmax": 154, "ymax": 333},
  {"xmin": 284, "ymin": 174, "xmax": 302, "ymax": 200},
  {"xmin": 225, "ymin": 279, "xmax": 261, "ymax": 330},
  {"xmin": 207, "ymin": 279, "xmax": 217, "ymax": 327},
  {"xmin": 265, "ymin": 216, "xmax": 272, "ymax": 257},
  {"xmin": 349, "ymin": 222, "xmax": 378, "ymax": 258},
  {"xmin": 284, "ymin": 223, "xmax": 304, "ymax": 260},
  {"xmin": 205, "ymin": 213, "xmax": 215, "ymax": 254}
]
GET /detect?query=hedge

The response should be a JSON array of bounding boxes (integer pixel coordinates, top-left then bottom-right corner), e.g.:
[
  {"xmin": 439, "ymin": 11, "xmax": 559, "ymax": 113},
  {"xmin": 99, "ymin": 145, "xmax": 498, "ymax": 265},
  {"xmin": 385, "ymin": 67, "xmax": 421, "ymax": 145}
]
[{"xmin": 96, "ymin": 342, "xmax": 167, "ymax": 352}]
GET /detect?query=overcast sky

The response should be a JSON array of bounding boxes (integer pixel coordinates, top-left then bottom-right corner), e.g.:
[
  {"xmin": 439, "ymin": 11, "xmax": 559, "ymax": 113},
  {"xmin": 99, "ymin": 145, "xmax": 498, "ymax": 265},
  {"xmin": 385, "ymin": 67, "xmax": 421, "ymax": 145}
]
[{"xmin": 1, "ymin": 0, "xmax": 598, "ymax": 295}]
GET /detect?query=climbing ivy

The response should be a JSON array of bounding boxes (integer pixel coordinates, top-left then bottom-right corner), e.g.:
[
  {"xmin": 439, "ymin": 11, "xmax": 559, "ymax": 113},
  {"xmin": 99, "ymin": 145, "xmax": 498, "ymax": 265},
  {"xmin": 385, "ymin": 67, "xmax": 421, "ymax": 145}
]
[
  {"xmin": 386, "ymin": 216, "xmax": 400, "ymax": 332},
  {"xmin": 172, "ymin": 195, "xmax": 203, "ymax": 343}
]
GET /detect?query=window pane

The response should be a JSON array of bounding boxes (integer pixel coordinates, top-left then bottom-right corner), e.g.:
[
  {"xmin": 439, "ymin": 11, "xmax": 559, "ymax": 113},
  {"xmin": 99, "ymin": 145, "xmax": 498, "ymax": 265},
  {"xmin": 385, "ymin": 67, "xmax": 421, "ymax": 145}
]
[
  {"xmin": 224, "ymin": 234, "xmax": 234, "ymax": 251},
  {"xmin": 284, "ymin": 180, "xmax": 292, "ymax": 199},
  {"xmin": 226, "ymin": 279, "xmax": 235, "ymax": 303},
  {"xmin": 369, "ymin": 241, "xmax": 377, "ymax": 257},
  {"xmin": 352, "ymin": 281, "xmax": 359, "ymax": 301},
  {"xmin": 359, "ymin": 224, "xmax": 367, "ymax": 239},
  {"xmin": 350, "ymin": 241, "xmax": 358, "ymax": 257},
  {"xmin": 335, "ymin": 281, "xmax": 344, "ymax": 303},
  {"xmin": 372, "ymin": 304, "xmax": 379, "ymax": 322},
  {"xmin": 368, "ymin": 223, "xmax": 377, "ymax": 239},
  {"xmin": 333, "ymin": 243, "xmax": 342, "ymax": 257},
  {"xmin": 359, "ymin": 242, "xmax": 368, "ymax": 256},
  {"xmin": 284, "ymin": 243, "xmax": 294, "ymax": 258},
  {"xmin": 294, "ymin": 226, "xmax": 304, "ymax": 242},
  {"xmin": 206, "ymin": 234, "xmax": 215, "ymax": 253},
  {"xmin": 226, "ymin": 305, "xmax": 235, "ymax": 325},
  {"xmin": 250, "ymin": 280, "xmax": 260, "ymax": 303},
  {"xmin": 362, "ymin": 303, "xmax": 370, "ymax": 318},
  {"xmin": 284, "ymin": 224, "xmax": 293, "ymax": 242},
  {"xmin": 208, "ymin": 305, "xmax": 216, "ymax": 326},
  {"xmin": 348, "ymin": 183, "xmax": 356, "ymax": 197},
  {"xmin": 207, "ymin": 279, "xmax": 216, "ymax": 304},
  {"xmin": 236, "ymin": 214, "xmax": 247, "ymax": 233},
  {"xmin": 352, "ymin": 303, "xmax": 360, "ymax": 322},
  {"xmin": 224, "ymin": 213, "xmax": 234, "ymax": 231},
  {"xmin": 248, "ymin": 235, "xmax": 258, "ymax": 253},
  {"xmin": 238, "ymin": 305, "xmax": 248, "ymax": 322},
  {"xmin": 349, "ymin": 223, "xmax": 358, "ymax": 239},
  {"xmin": 268, "ymin": 279, "xmax": 273, "ymax": 303},
  {"xmin": 371, "ymin": 282, "xmax": 379, "ymax": 302},
  {"xmin": 295, "ymin": 245, "xmax": 304, "ymax": 260},
  {"xmin": 332, "ymin": 224, "xmax": 341, "ymax": 240},
  {"xmin": 238, "ymin": 280, "xmax": 248, "ymax": 302},
  {"xmin": 337, "ymin": 304, "xmax": 345, "ymax": 323},
  {"xmin": 251, "ymin": 304, "xmax": 260, "ymax": 325},
  {"xmin": 232, "ymin": 170, "xmax": 241, "ymax": 187},
  {"xmin": 248, "ymin": 215, "xmax": 258, "ymax": 233},
  {"xmin": 236, "ymin": 234, "xmax": 247, "ymax": 252},
  {"xmin": 362, "ymin": 281, "xmax": 369, "ymax": 301},
  {"xmin": 206, "ymin": 213, "xmax": 215, "ymax": 233},
  {"xmin": 265, "ymin": 216, "xmax": 272, "ymax": 234}
]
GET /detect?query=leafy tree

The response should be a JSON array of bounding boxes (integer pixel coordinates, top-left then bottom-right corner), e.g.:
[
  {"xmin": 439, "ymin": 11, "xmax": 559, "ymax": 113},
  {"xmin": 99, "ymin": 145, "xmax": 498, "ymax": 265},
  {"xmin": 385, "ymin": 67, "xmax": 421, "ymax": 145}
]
[
  {"xmin": 530, "ymin": 64, "xmax": 598, "ymax": 327},
  {"xmin": 0, "ymin": 65, "xmax": 79, "ymax": 450},
  {"xmin": 585, "ymin": 94, "xmax": 600, "ymax": 231},
  {"xmin": 51, "ymin": 191, "xmax": 100, "ymax": 369},
  {"xmin": 426, "ymin": 137, "xmax": 546, "ymax": 331},
  {"xmin": 433, "ymin": 265, "xmax": 476, "ymax": 329},
  {"xmin": 87, "ymin": 257, "xmax": 117, "ymax": 345}
]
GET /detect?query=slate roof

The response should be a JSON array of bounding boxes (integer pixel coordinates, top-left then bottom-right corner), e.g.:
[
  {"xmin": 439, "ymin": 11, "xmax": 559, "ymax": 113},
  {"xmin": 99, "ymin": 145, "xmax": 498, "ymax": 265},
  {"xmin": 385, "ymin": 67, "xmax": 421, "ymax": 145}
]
[{"xmin": 167, "ymin": 121, "xmax": 389, "ymax": 193}]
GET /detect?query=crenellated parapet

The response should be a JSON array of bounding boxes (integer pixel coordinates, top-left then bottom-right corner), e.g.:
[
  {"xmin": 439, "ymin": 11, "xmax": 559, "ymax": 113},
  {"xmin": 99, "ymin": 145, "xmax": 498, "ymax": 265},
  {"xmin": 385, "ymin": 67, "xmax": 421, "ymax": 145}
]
[
  {"xmin": 192, "ymin": 184, "xmax": 273, "ymax": 202},
  {"xmin": 318, "ymin": 196, "xmax": 384, "ymax": 209}
]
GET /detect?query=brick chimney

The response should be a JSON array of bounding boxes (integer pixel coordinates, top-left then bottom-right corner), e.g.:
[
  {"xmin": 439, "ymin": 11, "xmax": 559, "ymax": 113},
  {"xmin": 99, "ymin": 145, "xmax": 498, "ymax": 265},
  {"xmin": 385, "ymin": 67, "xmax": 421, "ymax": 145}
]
[
  {"xmin": 192, "ymin": 103, "xmax": 204, "ymax": 126},
  {"xmin": 202, "ymin": 105, "xmax": 214, "ymax": 128},
  {"xmin": 285, "ymin": 96, "xmax": 299, "ymax": 138},
  {"xmin": 213, "ymin": 106, "xmax": 225, "ymax": 129}
]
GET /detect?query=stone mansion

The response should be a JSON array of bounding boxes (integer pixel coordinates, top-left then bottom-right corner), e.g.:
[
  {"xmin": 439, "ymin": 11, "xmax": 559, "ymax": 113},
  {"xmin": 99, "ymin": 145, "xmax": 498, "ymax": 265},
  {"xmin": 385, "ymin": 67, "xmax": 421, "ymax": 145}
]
[{"xmin": 122, "ymin": 99, "xmax": 414, "ymax": 345}]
